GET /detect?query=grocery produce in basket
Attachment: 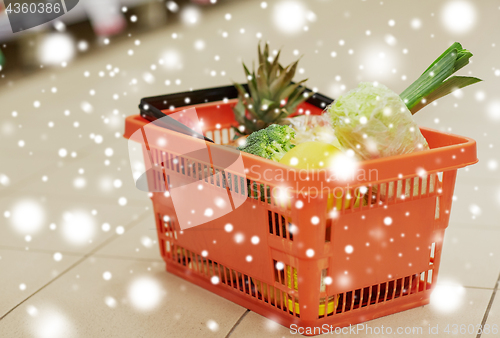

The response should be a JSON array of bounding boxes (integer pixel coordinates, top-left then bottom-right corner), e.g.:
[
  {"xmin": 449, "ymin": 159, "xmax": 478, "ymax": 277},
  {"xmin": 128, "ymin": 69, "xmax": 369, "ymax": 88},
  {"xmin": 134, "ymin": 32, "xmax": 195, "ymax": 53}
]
[
  {"xmin": 328, "ymin": 42, "xmax": 481, "ymax": 161},
  {"xmin": 236, "ymin": 124, "xmax": 296, "ymax": 162},
  {"xmin": 282, "ymin": 114, "xmax": 341, "ymax": 148},
  {"xmin": 328, "ymin": 82, "xmax": 430, "ymax": 161},
  {"xmin": 232, "ymin": 42, "xmax": 310, "ymax": 136},
  {"xmin": 279, "ymin": 141, "xmax": 341, "ymax": 170},
  {"xmin": 237, "ymin": 42, "xmax": 480, "ymax": 168},
  {"xmin": 401, "ymin": 42, "xmax": 481, "ymax": 114}
]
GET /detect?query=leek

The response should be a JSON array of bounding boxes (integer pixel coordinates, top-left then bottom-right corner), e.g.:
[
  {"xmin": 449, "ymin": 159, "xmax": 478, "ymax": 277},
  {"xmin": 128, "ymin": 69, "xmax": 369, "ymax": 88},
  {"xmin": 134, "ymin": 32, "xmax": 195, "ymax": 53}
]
[{"xmin": 400, "ymin": 42, "xmax": 481, "ymax": 114}]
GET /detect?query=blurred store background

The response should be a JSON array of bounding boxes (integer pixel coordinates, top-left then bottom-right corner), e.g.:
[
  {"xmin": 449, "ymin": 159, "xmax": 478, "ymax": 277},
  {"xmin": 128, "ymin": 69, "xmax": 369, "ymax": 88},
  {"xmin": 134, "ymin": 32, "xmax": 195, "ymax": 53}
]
[{"xmin": 0, "ymin": 0, "xmax": 215, "ymax": 76}]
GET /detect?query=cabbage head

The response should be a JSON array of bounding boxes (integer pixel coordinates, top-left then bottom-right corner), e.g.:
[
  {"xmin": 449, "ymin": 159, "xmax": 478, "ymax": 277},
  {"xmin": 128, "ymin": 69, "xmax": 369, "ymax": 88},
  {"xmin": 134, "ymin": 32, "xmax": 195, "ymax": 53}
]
[{"xmin": 328, "ymin": 82, "xmax": 429, "ymax": 160}]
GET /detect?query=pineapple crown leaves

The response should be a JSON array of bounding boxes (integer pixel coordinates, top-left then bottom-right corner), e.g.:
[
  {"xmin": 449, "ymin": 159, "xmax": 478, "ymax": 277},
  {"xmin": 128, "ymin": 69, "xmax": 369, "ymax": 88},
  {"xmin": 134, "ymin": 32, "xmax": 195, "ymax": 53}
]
[{"xmin": 232, "ymin": 42, "xmax": 310, "ymax": 135}]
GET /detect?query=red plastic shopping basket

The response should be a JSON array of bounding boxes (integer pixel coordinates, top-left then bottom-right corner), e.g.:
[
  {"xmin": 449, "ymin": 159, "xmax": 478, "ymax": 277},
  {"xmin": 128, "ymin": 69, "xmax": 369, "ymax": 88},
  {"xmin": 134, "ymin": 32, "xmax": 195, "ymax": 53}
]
[{"xmin": 124, "ymin": 85, "xmax": 477, "ymax": 335}]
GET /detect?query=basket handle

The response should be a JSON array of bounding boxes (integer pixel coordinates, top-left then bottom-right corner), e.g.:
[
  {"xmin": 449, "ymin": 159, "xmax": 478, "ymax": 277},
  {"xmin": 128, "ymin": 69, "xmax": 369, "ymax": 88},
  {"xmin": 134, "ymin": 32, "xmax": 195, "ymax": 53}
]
[{"xmin": 138, "ymin": 102, "xmax": 214, "ymax": 143}]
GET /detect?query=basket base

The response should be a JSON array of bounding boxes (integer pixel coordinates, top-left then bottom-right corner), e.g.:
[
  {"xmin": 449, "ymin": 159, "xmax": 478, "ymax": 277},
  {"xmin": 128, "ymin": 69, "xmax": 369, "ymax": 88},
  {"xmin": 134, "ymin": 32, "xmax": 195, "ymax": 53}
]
[{"xmin": 165, "ymin": 262, "xmax": 431, "ymax": 336}]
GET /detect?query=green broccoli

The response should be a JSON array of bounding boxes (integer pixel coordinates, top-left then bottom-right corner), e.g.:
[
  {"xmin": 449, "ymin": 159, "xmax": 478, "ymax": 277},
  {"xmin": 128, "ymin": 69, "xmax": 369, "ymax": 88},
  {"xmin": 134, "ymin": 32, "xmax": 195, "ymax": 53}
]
[{"xmin": 237, "ymin": 124, "xmax": 296, "ymax": 161}]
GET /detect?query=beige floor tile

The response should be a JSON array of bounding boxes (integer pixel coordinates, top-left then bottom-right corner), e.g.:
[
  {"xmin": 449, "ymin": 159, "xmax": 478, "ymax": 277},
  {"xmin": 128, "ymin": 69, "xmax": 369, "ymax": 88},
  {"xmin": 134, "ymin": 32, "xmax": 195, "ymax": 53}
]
[
  {"xmin": 0, "ymin": 155, "xmax": 55, "ymax": 193},
  {"xmin": 449, "ymin": 182, "xmax": 500, "ymax": 232},
  {"xmin": 12, "ymin": 143, "xmax": 148, "ymax": 205},
  {"xmin": 95, "ymin": 214, "xmax": 163, "ymax": 261},
  {"xmin": 0, "ymin": 256, "xmax": 247, "ymax": 338},
  {"xmin": 0, "ymin": 193, "xmax": 148, "ymax": 254},
  {"xmin": 0, "ymin": 101, "xmax": 110, "ymax": 158},
  {"xmin": 0, "ymin": 124, "xmax": 119, "ymax": 169},
  {"xmin": 483, "ymin": 283, "xmax": 500, "ymax": 335},
  {"xmin": 230, "ymin": 288, "xmax": 491, "ymax": 338},
  {"xmin": 0, "ymin": 248, "xmax": 82, "ymax": 318},
  {"xmin": 439, "ymin": 227, "xmax": 500, "ymax": 289},
  {"xmin": 0, "ymin": 132, "xmax": 94, "ymax": 160}
]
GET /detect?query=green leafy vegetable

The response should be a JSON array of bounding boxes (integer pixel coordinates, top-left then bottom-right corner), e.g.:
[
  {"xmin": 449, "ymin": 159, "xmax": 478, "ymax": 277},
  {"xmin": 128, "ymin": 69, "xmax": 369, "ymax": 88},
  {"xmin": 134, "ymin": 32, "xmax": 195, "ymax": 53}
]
[
  {"xmin": 328, "ymin": 82, "xmax": 428, "ymax": 160},
  {"xmin": 407, "ymin": 75, "xmax": 481, "ymax": 113},
  {"xmin": 237, "ymin": 124, "xmax": 296, "ymax": 161},
  {"xmin": 400, "ymin": 42, "xmax": 481, "ymax": 114}
]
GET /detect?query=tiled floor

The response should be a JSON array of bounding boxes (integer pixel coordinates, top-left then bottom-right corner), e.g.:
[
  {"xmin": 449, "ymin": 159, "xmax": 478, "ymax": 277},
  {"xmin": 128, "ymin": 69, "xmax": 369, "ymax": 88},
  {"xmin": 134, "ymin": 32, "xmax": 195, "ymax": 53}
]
[{"xmin": 1, "ymin": 0, "xmax": 500, "ymax": 337}]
